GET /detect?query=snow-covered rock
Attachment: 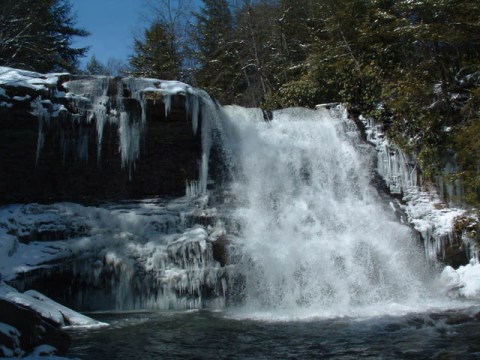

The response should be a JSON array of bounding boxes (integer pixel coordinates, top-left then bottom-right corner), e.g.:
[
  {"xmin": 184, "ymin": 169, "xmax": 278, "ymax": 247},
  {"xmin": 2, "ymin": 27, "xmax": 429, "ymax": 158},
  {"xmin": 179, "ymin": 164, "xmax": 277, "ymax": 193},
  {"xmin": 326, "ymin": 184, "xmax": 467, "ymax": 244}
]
[
  {"xmin": 440, "ymin": 260, "xmax": 480, "ymax": 299},
  {"xmin": 0, "ymin": 283, "xmax": 107, "ymax": 328},
  {"xmin": 0, "ymin": 66, "xmax": 62, "ymax": 92},
  {"xmin": 0, "ymin": 289, "xmax": 70, "ymax": 357},
  {"xmin": 362, "ymin": 115, "xmax": 477, "ymax": 266},
  {"xmin": 403, "ymin": 187, "xmax": 467, "ymax": 263},
  {"xmin": 0, "ymin": 198, "xmax": 229, "ymax": 311},
  {"xmin": 0, "ymin": 281, "xmax": 109, "ymax": 357}
]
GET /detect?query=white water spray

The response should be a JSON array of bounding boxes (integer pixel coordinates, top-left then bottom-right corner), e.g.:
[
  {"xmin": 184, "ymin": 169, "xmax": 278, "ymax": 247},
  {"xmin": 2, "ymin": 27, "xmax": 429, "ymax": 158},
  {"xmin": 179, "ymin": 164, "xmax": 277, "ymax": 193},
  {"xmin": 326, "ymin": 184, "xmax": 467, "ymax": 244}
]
[{"xmin": 220, "ymin": 105, "xmax": 448, "ymax": 319}]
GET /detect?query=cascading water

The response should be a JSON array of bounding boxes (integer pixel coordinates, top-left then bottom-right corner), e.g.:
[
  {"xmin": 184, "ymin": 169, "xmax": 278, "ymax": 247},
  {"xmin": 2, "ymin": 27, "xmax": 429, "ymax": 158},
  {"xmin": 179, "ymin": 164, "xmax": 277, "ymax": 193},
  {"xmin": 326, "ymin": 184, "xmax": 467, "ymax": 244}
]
[
  {"xmin": 4, "ymin": 67, "xmax": 476, "ymax": 318},
  {"xmin": 218, "ymin": 105, "xmax": 448, "ymax": 319}
]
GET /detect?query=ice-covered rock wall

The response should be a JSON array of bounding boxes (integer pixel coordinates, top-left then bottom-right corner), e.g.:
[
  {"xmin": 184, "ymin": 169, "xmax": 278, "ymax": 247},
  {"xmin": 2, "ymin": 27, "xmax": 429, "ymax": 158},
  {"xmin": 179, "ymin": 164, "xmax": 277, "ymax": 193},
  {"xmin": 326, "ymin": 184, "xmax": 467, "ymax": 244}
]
[
  {"xmin": 0, "ymin": 67, "xmax": 231, "ymax": 310},
  {"xmin": 0, "ymin": 198, "xmax": 231, "ymax": 311},
  {"xmin": 362, "ymin": 116, "xmax": 478, "ymax": 267},
  {"xmin": 362, "ymin": 117, "xmax": 420, "ymax": 195},
  {"xmin": 0, "ymin": 67, "xmax": 220, "ymax": 203}
]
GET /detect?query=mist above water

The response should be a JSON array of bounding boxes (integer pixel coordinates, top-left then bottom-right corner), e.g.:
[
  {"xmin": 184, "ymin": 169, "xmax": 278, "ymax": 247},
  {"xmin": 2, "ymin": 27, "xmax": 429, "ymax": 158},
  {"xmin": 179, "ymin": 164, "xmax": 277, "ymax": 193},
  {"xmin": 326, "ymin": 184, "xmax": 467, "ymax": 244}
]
[{"xmin": 219, "ymin": 105, "xmax": 450, "ymax": 320}]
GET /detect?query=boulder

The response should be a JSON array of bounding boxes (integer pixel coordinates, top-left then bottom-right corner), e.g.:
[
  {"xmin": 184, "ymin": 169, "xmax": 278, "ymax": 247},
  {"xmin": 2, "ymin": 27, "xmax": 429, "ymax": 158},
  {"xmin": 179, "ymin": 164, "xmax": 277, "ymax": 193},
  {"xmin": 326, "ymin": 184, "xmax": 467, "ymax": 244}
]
[
  {"xmin": 0, "ymin": 282, "xmax": 108, "ymax": 356},
  {"xmin": 0, "ymin": 299, "xmax": 70, "ymax": 355}
]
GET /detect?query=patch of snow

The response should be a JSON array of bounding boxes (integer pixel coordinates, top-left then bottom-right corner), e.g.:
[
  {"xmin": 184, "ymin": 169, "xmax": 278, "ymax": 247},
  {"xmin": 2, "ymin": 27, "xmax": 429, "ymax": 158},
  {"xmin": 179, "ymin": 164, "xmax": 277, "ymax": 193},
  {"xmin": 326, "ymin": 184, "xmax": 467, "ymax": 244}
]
[
  {"xmin": 0, "ymin": 283, "xmax": 107, "ymax": 328},
  {"xmin": 0, "ymin": 67, "xmax": 60, "ymax": 91},
  {"xmin": 403, "ymin": 188, "xmax": 465, "ymax": 261},
  {"xmin": 12, "ymin": 95, "xmax": 31, "ymax": 101},
  {"xmin": 0, "ymin": 322, "xmax": 22, "ymax": 358},
  {"xmin": 441, "ymin": 260, "xmax": 480, "ymax": 299}
]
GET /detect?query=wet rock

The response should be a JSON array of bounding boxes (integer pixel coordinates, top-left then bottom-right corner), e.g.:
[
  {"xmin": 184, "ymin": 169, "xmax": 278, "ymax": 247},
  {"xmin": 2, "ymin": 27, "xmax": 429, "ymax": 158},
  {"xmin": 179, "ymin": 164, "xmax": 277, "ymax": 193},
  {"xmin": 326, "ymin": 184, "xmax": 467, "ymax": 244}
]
[
  {"xmin": 212, "ymin": 234, "xmax": 230, "ymax": 267},
  {"xmin": 443, "ymin": 239, "xmax": 469, "ymax": 269},
  {"xmin": 445, "ymin": 313, "xmax": 473, "ymax": 325}
]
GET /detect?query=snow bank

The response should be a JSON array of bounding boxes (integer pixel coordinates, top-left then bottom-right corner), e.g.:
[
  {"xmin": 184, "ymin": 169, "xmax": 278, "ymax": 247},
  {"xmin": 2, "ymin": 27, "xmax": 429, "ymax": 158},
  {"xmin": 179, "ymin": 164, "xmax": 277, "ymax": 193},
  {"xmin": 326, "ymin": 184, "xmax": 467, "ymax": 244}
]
[
  {"xmin": 0, "ymin": 67, "xmax": 61, "ymax": 91},
  {"xmin": 440, "ymin": 260, "xmax": 480, "ymax": 299}
]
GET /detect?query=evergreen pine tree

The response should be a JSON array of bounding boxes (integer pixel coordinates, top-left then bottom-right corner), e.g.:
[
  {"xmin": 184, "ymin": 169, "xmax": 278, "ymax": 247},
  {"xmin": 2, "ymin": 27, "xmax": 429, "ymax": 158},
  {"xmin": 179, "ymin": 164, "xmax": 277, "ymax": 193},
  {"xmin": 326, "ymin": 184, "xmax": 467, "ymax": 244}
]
[
  {"xmin": 0, "ymin": 0, "xmax": 89, "ymax": 72},
  {"xmin": 129, "ymin": 22, "xmax": 180, "ymax": 80},
  {"xmin": 192, "ymin": 0, "xmax": 239, "ymax": 104},
  {"xmin": 85, "ymin": 55, "xmax": 106, "ymax": 75}
]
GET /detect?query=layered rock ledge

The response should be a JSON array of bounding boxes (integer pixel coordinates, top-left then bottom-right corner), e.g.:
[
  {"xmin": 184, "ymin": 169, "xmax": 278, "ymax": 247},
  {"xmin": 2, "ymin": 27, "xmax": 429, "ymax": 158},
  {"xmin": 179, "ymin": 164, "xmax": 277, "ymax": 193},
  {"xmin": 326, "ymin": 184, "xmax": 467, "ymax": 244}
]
[{"xmin": 0, "ymin": 67, "xmax": 209, "ymax": 204}]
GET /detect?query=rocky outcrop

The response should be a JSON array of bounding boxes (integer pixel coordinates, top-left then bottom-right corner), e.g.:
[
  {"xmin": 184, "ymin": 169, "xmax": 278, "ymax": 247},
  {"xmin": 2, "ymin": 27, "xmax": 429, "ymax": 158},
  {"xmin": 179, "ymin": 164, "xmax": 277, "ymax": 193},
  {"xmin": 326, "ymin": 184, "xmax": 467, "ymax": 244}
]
[
  {"xmin": 361, "ymin": 115, "xmax": 478, "ymax": 267},
  {"xmin": 0, "ymin": 299, "xmax": 70, "ymax": 356},
  {"xmin": 0, "ymin": 282, "xmax": 107, "ymax": 357},
  {"xmin": 0, "ymin": 67, "xmax": 231, "ymax": 313},
  {"xmin": 0, "ymin": 200, "xmax": 231, "ymax": 312},
  {"xmin": 0, "ymin": 67, "xmax": 205, "ymax": 204}
]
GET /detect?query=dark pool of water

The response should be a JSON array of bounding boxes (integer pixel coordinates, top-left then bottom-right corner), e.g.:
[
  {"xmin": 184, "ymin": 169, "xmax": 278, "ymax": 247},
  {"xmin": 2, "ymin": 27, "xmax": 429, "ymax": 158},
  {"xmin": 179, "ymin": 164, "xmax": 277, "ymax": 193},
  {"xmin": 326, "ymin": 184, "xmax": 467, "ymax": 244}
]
[{"xmin": 67, "ymin": 307, "xmax": 480, "ymax": 360}]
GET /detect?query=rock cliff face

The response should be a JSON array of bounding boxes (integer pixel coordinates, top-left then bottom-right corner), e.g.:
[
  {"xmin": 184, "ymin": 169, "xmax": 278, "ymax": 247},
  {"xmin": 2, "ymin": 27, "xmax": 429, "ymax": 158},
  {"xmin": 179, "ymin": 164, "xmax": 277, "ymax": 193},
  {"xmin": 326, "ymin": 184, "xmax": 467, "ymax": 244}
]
[
  {"xmin": 0, "ymin": 68, "xmax": 204, "ymax": 204},
  {"xmin": 361, "ymin": 115, "xmax": 479, "ymax": 267},
  {"xmin": 0, "ymin": 68, "xmax": 229, "ymax": 312}
]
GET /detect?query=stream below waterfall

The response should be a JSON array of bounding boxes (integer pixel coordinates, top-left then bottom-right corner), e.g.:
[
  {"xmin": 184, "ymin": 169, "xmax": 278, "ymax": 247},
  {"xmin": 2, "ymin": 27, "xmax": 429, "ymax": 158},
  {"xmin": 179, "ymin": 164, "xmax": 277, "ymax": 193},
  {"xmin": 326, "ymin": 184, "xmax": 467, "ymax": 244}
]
[{"xmin": 67, "ymin": 307, "xmax": 480, "ymax": 359}]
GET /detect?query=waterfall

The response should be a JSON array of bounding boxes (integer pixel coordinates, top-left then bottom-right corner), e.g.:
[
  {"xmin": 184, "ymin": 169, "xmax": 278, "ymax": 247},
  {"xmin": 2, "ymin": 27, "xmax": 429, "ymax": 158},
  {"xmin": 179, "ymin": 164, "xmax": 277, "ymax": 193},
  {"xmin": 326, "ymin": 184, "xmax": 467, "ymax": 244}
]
[
  {"xmin": 218, "ymin": 105, "xmax": 444, "ymax": 319},
  {"xmin": 6, "ymin": 67, "xmax": 473, "ymax": 313}
]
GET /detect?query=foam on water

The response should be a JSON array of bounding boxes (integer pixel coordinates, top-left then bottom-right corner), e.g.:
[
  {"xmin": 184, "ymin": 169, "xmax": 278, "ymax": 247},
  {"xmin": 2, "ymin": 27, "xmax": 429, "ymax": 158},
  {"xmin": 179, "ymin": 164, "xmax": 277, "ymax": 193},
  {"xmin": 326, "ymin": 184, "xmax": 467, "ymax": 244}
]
[{"xmin": 220, "ymin": 105, "xmax": 458, "ymax": 320}]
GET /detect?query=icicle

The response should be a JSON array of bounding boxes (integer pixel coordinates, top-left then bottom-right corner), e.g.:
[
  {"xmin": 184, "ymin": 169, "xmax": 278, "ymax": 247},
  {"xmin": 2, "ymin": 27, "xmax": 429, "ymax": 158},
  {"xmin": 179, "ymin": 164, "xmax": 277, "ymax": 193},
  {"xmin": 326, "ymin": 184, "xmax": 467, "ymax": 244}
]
[
  {"xmin": 186, "ymin": 93, "xmax": 200, "ymax": 136},
  {"xmin": 186, "ymin": 180, "xmax": 200, "ymax": 198},
  {"xmin": 124, "ymin": 78, "xmax": 148, "ymax": 125},
  {"xmin": 32, "ymin": 97, "xmax": 51, "ymax": 165},
  {"xmin": 95, "ymin": 109, "xmax": 106, "ymax": 162},
  {"xmin": 199, "ymin": 97, "xmax": 214, "ymax": 194},
  {"xmin": 140, "ymin": 95, "xmax": 147, "ymax": 124},
  {"xmin": 118, "ymin": 111, "xmax": 141, "ymax": 179},
  {"xmin": 164, "ymin": 93, "xmax": 172, "ymax": 118},
  {"xmin": 92, "ymin": 95, "xmax": 109, "ymax": 163},
  {"xmin": 77, "ymin": 127, "xmax": 89, "ymax": 162}
]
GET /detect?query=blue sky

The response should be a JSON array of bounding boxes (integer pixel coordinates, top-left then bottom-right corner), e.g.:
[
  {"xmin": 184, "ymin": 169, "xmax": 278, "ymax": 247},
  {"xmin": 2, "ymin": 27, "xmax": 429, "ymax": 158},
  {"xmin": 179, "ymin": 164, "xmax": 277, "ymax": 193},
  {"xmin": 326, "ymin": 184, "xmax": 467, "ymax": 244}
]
[
  {"xmin": 73, "ymin": 0, "xmax": 146, "ymax": 67},
  {"xmin": 72, "ymin": 1, "xmax": 201, "ymax": 68},
  {"xmin": 73, "ymin": 0, "xmax": 142, "ymax": 67}
]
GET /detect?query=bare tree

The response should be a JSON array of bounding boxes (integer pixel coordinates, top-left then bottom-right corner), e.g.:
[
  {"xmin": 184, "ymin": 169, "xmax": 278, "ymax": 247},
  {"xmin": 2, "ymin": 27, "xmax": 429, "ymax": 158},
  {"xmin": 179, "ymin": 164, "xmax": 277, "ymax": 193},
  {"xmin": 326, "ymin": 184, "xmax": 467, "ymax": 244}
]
[
  {"xmin": 105, "ymin": 58, "xmax": 130, "ymax": 77},
  {"xmin": 140, "ymin": 0, "xmax": 193, "ymax": 79}
]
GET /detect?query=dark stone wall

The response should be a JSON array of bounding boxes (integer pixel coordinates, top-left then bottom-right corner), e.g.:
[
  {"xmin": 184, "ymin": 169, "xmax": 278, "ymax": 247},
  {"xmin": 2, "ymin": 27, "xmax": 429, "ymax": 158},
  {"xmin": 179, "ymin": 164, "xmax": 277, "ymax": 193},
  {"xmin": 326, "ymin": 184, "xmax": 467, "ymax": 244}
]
[{"xmin": 0, "ymin": 77, "xmax": 202, "ymax": 205}]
